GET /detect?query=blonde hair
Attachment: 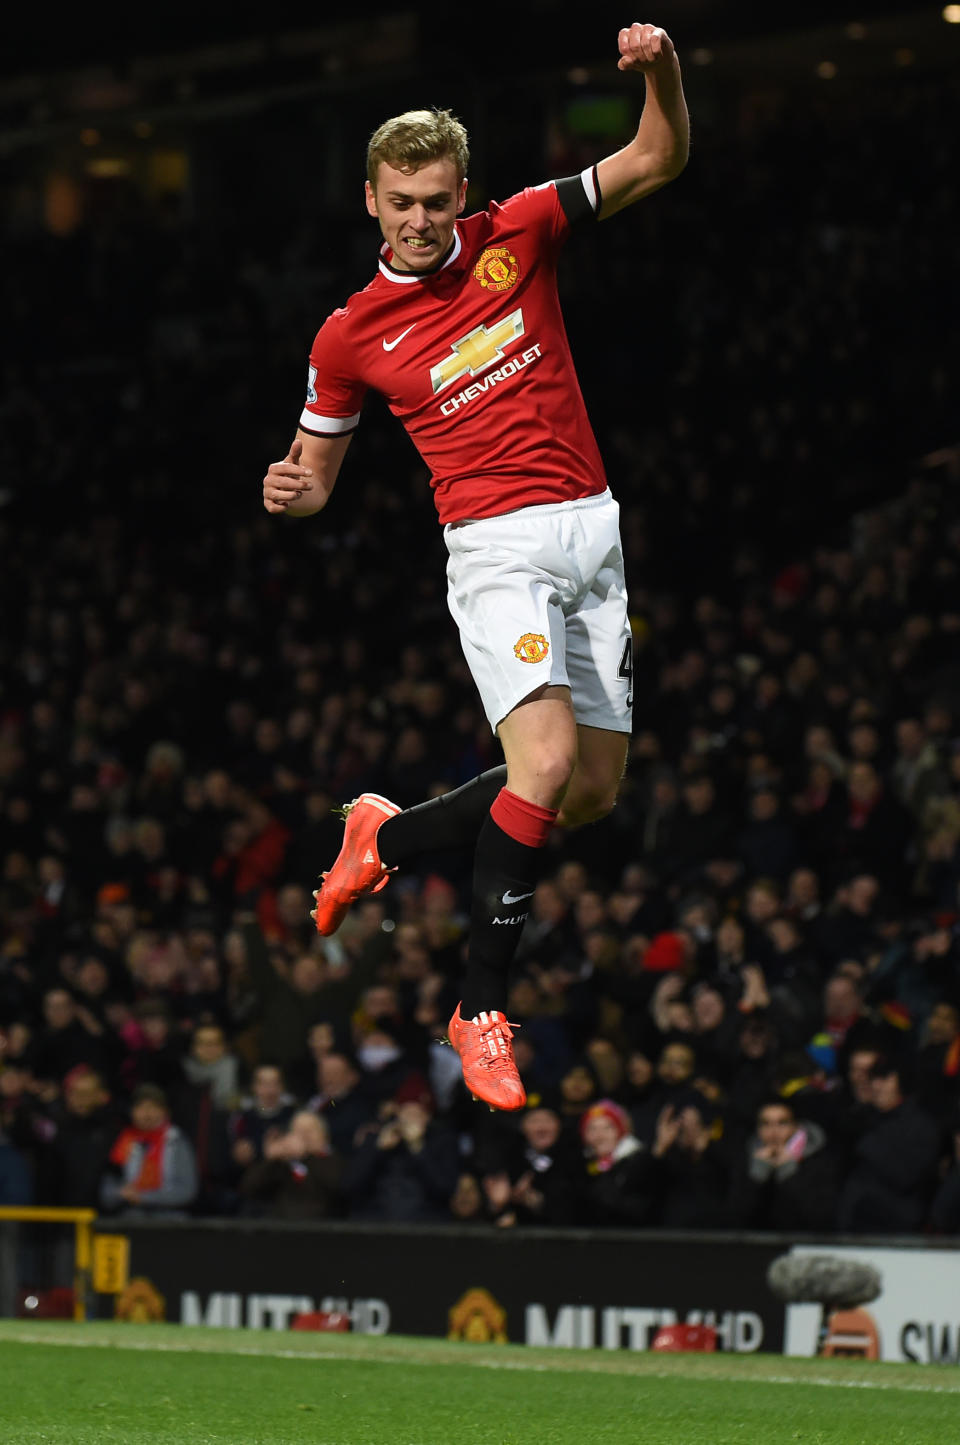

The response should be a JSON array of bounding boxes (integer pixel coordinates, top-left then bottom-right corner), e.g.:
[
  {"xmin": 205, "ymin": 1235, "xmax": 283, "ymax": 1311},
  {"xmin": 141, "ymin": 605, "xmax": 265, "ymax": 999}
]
[{"xmin": 366, "ymin": 107, "xmax": 469, "ymax": 187}]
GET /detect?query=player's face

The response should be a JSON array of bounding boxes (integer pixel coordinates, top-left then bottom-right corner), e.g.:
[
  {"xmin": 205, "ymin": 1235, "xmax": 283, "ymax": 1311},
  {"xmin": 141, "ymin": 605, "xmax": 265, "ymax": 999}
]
[{"xmin": 365, "ymin": 156, "xmax": 467, "ymax": 272}]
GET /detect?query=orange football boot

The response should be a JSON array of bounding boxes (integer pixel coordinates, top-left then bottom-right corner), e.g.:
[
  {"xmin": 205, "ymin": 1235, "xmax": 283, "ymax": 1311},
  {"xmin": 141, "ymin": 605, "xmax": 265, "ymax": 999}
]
[
  {"xmin": 311, "ymin": 792, "xmax": 401, "ymax": 935},
  {"xmin": 447, "ymin": 1004, "xmax": 526, "ymax": 1112}
]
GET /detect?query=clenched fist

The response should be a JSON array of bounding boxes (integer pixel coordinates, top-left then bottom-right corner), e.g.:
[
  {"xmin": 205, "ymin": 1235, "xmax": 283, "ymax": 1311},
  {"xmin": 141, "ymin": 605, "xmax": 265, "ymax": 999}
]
[{"xmin": 617, "ymin": 22, "xmax": 675, "ymax": 72}]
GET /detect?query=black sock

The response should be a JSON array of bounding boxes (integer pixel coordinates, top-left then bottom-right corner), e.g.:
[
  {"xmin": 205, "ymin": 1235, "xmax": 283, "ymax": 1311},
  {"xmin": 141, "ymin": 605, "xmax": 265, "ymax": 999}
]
[
  {"xmin": 459, "ymin": 812, "xmax": 543, "ymax": 1020},
  {"xmin": 377, "ymin": 765, "xmax": 507, "ymax": 867}
]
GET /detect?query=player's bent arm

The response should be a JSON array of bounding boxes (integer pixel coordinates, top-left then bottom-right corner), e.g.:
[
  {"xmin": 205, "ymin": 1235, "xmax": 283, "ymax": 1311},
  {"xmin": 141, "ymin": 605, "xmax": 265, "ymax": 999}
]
[
  {"xmin": 291, "ymin": 429, "xmax": 351, "ymax": 516},
  {"xmin": 596, "ymin": 28, "xmax": 690, "ymax": 220},
  {"xmin": 263, "ymin": 431, "xmax": 352, "ymax": 518}
]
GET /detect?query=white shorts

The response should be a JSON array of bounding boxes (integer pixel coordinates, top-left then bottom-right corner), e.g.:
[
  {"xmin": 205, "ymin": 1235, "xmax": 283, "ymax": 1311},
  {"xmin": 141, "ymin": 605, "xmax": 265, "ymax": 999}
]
[{"xmin": 444, "ymin": 489, "xmax": 632, "ymax": 734}]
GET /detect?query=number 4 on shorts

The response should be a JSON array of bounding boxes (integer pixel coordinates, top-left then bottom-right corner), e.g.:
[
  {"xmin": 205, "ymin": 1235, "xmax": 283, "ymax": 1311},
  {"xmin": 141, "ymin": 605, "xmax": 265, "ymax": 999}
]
[{"xmin": 618, "ymin": 636, "xmax": 634, "ymax": 709}]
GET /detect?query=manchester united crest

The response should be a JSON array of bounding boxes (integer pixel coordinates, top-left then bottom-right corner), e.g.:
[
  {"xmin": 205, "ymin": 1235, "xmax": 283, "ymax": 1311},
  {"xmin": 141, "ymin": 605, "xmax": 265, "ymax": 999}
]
[
  {"xmin": 114, "ymin": 1276, "xmax": 166, "ymax": 1323},
  {"xmin": 514, "ymin": 632, "xmax": 549, "ymax": 664},
  {"xmin": 473, "ymin": 246, "xmax": 520, "ymax": 292},
  {"xmin": 448, "ymin": 1287, "xmax": 509, "ymax": 1344}
]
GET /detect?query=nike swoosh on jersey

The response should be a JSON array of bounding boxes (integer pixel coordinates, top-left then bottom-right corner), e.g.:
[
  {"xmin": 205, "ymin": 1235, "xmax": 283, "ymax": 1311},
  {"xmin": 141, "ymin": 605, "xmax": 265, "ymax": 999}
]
[
  {"xmin": 382, "ymin": 324, "xmax": 417, "ymax": 352},
  {"xmin": 501, "ymin": 889, "xmax": 534, "ymax": 906}
]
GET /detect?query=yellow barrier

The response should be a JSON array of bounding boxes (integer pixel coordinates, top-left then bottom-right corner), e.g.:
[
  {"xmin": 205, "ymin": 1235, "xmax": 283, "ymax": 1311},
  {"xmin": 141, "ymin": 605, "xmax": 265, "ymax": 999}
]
[{"xmin": 0, "ymin": 1207, "xmax": 97, "ymax": 1321}]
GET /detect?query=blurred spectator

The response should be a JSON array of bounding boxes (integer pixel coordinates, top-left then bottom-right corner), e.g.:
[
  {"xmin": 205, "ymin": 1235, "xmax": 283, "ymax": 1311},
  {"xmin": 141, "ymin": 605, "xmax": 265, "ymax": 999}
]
[
  {"xmin": 490, "ymin": 1106, "xmax": 584, "ymax": 1228},
  {"xmin": 120, "ymin": 1000, "xmax": 183, "ymax": 1093},
  {"xmin": 650, "ymin": 1100, "xmax": 730, "ymax": 1228},
  {"xmin": 818, "ymin": 972, "xmax": 876, "ymax": 1068},
  {"xmin": 307, "ymin": 1051, "xmax": 375, "ymax": 1157},
  {"xmin": 344, "ymin": 1095, "xmax": 458, "ymax": 1222},
  {"xmin": 891, "ymin": 718, "xmax": 947, "ymax": 820},
  {"xmin": 668, "ymin": 773, "xmax": 735, "ymax": 883},
  {"xmin": 829, "ymin": 1044, "xmax": 881, "ymax": 1163},
  {"xmin": 448, "ymin": 1172, "xmax": 490, "ymax": 1223},
  {"xmin": 737, "ymin": 787, "xmax": 799, "ymax": 882},
  {"xmin": 728, "ymin": 1098, "xmax": 839, "ymax": 1231},
  {"xmin": 30, "ymin": 989, "xmax": 110, "ymax": 1087},
  {"xmin": 763, "ymin": 916, "xmax": 819, "ymax": 1038},
  {"xmin": 619, "ymin": 1047, "xmax": 656, "ymax": 1116},
  {"xmin": 915, "ymin": 1002, "xmax": 960, "ymax": 1126},
  {"xmin": 834, "ymin": 762, "xmax": 912, "ymax": 893},
  {"xmin": 228, "ymin": 1063, "xmax": 298, "ymax": 1172},
  {"xmin": 688, "ymin": 983, "xmax": 740, "ymax": 1083},
  {"xmin": 723, "ymin": 1017, "xmax": 776, "ymax": 1133},
  {"xmin": 837, "ymin": 1058, "xmax": 941, "ymax": 1233},
  {"xmin": 242, "ymin": 923, "xmax": 338, "ymax": 1074},
  {"xmin": 632, "ymin": 1040, "xmax": 703, "ymax": 1145},
  {"xmin": 100, "ymin": 1084, "xmax": 198, "ymax": 1216},
  {"xmin": 43, "ymin": 1066, "xmax": 118, "ymax": 1207},
  {"xmin": 583, "ymin": 1038, "xmax": 626, "ymax": 1099},
  {"xmin": 238, "ymin": 1110, "xmax": 342, "ymax": 1220},
  {"xmin": 180, "ymin": 1021, "xmax": 241, "ymax": 1112},
  {"xmin": 580, "ymin": 1099, "xmax": 652, "ymax": 1226},
  {"xmin": 551, "ymin": 1060, "xmax": 601, "ymax": 1125},
  {"xmin": 815, "ymin": 875, "xmax": 882, "ymax": 966}
]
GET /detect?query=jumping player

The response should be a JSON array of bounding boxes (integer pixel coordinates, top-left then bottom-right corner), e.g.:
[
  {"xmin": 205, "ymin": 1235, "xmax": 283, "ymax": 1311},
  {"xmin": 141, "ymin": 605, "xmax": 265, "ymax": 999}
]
[{"xmin": 261, "ymin": 23, "xmax": 689, "ymax": 1111}]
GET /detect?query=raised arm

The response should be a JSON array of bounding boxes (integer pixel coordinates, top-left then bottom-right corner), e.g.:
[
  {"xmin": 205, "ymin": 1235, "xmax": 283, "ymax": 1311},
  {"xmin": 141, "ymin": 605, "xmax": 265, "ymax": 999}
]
[
  {"xmin": 595, "ymin": 22, "xmax": 689, "ymax": 220},
  {"xmin": 262, "ymin": 431, "xmax": 352, "ymax": 518}
]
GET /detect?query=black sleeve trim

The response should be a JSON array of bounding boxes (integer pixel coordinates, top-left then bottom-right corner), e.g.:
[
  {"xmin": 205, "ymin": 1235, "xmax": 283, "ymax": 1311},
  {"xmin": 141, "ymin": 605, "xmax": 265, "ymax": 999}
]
[{"xmin": 554, "ymin": 168, "xmax": 601, "ymax": 225}]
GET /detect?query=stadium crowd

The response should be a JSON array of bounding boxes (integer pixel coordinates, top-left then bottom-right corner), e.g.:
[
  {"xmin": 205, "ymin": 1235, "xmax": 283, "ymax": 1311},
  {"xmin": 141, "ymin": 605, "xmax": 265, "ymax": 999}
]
[{"xmin": 1, "ymin": 64, "xmax": 959, "ymax": 1236}]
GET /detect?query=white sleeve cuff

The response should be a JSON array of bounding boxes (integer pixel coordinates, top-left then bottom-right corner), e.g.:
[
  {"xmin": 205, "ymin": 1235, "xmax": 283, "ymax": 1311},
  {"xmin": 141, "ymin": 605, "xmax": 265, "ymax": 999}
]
[{"xmin": 299, "ymin": 408, "xmax": 360, "ymax": 435}]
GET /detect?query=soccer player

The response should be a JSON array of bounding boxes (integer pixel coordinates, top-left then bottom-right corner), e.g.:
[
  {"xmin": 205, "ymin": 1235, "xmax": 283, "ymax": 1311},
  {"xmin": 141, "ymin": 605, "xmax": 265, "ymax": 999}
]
[{"xmin": 261, "ymin": 23, "xmax": 689, "ymax": 1111}]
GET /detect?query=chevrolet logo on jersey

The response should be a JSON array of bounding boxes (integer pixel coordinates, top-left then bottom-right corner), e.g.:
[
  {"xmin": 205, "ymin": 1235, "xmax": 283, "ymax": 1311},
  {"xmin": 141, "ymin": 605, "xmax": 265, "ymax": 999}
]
[{"xmin": 430, "ymin": 309, "xmax": 525, "ymax": 394}]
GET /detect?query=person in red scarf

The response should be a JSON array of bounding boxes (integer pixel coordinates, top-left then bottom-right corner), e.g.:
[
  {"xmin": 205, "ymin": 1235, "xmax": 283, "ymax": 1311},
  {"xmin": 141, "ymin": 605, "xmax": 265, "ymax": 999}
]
[
  {"xmin": 579, "ymin": 1098, "xmax": 653, "ymax": 1226},
  {"xmin": 100, "ymin": 1085, "xmax": 197, "ymax": 1215}
]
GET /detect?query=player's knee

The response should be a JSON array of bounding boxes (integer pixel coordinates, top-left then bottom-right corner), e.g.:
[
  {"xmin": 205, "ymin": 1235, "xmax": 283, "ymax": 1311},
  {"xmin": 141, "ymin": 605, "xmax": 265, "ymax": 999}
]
[
  {"xmin": 509, "ymin": 748, "xmax": 576, "ymax": 808},
  {"xmin": 559, "ymin": 782, "xmax": 619, "ymax": 828},
  {"xmin": 539, "ymin": 750, "xmax": 578, "ymax": 803}
]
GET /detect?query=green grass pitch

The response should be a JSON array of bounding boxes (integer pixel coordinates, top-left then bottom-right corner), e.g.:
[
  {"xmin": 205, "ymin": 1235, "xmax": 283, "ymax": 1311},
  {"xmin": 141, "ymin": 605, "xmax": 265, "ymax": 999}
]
[{"xmin": 1, "ymin": 1321, "xmax": 959, "ymax": 1444}]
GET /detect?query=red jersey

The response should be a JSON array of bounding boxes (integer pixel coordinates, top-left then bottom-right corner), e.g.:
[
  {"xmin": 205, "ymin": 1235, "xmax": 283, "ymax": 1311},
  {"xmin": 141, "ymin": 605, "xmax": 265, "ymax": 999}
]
[{"xmin": 299, "ymin": 168, "xmax": 609, "ymax": 525}]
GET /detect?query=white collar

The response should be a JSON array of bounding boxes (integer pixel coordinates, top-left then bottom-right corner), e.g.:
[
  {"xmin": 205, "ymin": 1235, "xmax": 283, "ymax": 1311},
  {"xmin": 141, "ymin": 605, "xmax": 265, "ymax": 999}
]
[{"xmin": 378, "ymin": 225, "xmax": 462, "ymax": 284}]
